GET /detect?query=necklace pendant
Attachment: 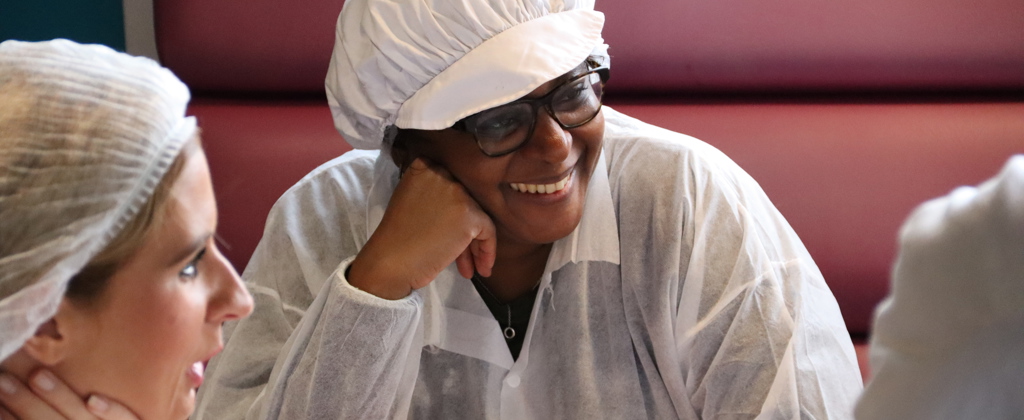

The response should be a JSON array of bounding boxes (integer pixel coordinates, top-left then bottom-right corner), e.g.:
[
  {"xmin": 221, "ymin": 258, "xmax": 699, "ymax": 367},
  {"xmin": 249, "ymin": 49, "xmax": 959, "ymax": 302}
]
[{"xmin": 503, "ymin": 326, "xmax": 516, "ymax": 340}]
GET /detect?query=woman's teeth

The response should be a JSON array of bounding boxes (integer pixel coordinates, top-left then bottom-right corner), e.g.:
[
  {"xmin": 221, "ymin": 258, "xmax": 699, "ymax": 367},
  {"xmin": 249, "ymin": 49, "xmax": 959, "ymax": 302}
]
[{"xmin": 510, "ymin": 174, "xmax": 570, "ymax": 194}]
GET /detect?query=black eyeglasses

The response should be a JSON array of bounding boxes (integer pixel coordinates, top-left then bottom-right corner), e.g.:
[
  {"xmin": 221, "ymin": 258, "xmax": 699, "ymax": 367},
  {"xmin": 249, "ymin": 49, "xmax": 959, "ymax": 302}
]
[{"xmin": 456, "ymin": 60, "xmax": 609, "ymax": 157}]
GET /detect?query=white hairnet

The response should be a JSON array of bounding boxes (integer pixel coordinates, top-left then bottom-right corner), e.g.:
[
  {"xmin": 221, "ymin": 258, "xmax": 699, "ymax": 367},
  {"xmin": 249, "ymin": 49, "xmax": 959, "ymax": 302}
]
[
  {"xmin": 0, "ymin": 39, "xmax": 196, "ymax": 361},
  {"xmin": 326, "ymin": 0, "xmax": 608, "ymax": 149}
]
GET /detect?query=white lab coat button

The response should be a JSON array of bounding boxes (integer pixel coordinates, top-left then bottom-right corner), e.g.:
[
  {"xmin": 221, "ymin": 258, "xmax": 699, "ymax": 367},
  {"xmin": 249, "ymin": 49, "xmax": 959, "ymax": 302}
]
[{"xmin": 505, "ymin": 373, "xmax": 520, "ymax": 388}]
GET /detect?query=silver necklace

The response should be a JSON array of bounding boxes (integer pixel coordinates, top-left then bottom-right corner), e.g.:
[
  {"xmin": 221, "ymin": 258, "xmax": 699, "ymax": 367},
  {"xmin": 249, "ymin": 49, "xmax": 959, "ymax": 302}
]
[{"xmin": 471, "ymin": 274, "xmax": 517, "ymax": 340}]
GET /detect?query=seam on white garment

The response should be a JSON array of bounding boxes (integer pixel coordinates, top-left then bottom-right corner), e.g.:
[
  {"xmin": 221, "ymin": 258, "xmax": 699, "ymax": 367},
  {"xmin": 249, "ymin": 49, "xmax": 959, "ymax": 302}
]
[
  {"xmin": 277, "ymin": 150, "xmax": 380, "ymax": 202},
  {"xmin": 680, "ymin": 279, "xmax": 757, "ymax": 340},
  {"xmin": 541, "ymin": 269, "xmax": 556, "ymax": 312},
  {"xmin": 680, "ymin": 258, "xmax": 803, "ymax": 340},
  {"xmin": 768, "ymin": 258, "xmax": 804, "ymax": 332},
  {"xmin": 248, "ymin": 283, "xmax": 307, "ymax": 317},
  {"xmin": 754, "ymin": 334, "xmax": 799, "ymax": 420},
  {"xmin": 546, "ymin": 285, "xmax": 556, "ymax": 311}
]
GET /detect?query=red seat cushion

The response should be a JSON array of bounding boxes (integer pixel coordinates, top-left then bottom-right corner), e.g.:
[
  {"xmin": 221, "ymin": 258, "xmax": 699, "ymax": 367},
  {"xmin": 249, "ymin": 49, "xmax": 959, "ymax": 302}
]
[
  {"xmin": 598, "ymin": 0, "xmax": 1024, "ymax": 93},
  {"xmin": 189, "ymin": 99, "xmax": 351, "ymax": 269}
]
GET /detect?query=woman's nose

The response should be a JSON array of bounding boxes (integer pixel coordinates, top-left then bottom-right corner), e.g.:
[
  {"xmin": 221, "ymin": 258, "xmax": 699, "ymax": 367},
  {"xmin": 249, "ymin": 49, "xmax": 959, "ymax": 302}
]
[
  {"xmin": 206, "ymin": 246, "xmax": 254, "ymax": 323},
  {"xmin": 521, "ymin": 111, "xmax": 571, "ymax": 163}
]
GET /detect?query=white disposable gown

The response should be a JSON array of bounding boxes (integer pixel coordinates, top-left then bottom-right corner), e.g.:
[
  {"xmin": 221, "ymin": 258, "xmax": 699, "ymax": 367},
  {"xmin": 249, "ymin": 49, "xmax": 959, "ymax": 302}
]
[
  {"xmin": 855, "ymin": 156, "xmax": 1024, "ymax": 420},
  {"xmin": 194, "ymin": 108, "xmax": 863, "ymax": 419}
]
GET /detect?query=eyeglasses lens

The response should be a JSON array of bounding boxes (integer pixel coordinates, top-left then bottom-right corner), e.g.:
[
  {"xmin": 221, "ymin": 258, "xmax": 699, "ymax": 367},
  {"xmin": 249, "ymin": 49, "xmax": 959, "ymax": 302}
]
[
  {"xmin": 552, "ymin": 73, "xmax": 602, "ymax": 127},
  {"xmin": 473, "ymin": 103, "xmax": 533, "ymax": 154},
  {"xmin": 473, "ymin": 71, "xmax": 604, "ymax": 156}
]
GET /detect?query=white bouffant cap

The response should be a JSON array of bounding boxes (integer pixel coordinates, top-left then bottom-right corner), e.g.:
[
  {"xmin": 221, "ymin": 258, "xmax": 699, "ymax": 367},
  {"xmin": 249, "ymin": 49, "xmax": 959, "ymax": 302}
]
[
  {"xmin": 0, "ymin": 39, "xmax": 195, "ymax": 360},
  {"xmin": 326, "ymin": 0, "xmax": 607, "ymax": 149}
]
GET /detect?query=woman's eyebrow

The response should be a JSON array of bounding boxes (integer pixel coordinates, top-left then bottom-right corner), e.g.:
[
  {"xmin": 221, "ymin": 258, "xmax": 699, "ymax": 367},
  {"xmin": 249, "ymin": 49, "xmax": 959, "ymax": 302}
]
[
  {"xmin": 167, "ymin": 232, "xmax": 213, "ymax": 266},
  {"xmin": 563, "ymin": 62, "xmax": 590, "ymax": 79}
]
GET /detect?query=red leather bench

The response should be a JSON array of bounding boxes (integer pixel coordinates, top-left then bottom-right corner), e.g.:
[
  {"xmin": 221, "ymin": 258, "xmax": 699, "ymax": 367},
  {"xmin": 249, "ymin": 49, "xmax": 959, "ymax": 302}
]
[{"xmin": 155, "ymin": 0, "xmax": 1024, "ymax": 382}]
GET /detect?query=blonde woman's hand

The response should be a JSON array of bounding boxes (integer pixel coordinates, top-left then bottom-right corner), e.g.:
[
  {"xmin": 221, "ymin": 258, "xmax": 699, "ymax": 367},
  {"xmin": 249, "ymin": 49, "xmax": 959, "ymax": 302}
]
[
  {"xmin": 348, "ymin": 158, "xmax": 497, "ymax": 300},
  {"xmin": 0, "ymin": 370, "xmax": 140, "ymax": 420}
]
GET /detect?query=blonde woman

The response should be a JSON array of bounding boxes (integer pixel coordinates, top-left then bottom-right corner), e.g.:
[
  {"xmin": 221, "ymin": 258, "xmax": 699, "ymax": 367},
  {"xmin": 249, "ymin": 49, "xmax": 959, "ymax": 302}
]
[{"xmin": 0, "ymin": 39, "xmax": 253, "ymax": 420}]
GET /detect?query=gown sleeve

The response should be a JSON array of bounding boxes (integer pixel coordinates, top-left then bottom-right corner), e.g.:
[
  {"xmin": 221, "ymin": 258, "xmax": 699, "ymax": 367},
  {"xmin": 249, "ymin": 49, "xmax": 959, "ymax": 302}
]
[
  {"xmin": 194, "ymin": 155, "xmax": 423, "ymax": 420},
  {"xmin": 670, "ymin": 149, "xmax": 864, "ymax": 419},
  {"xmin": 258, "ymin": 260, "xmax": 422, "ymax": 419},
  {"xmin": 605, "ymin": 109, "xmax": 863, "ymax": 419}
]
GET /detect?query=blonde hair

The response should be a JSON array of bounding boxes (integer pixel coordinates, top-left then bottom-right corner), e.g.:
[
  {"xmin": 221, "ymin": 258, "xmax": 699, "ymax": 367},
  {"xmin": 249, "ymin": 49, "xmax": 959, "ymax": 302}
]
[{"xmin": 65, "ymin": 135, "xmax": 202, "ymax": 303}]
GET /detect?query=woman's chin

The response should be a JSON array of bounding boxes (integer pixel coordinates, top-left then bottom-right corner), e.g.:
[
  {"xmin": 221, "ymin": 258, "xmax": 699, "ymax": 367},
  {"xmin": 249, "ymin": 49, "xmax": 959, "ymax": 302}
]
[
  {"xmin": 503, "ymin": 213, "xmax": 583, "ymax": 247},
  {"xmin": 144, "ymin": 382, "xmax": 197, "ymax": 420},
  {"xmin": 175, "ymin": 381, "xmax": 199, "ymax": 419},
  {"xmin": 162, "ymin": 392, "xmax": 195, "ymax": 420},
  {"xmin": 182, "ymin": 389, "xmax": 197, "ymax": 418},
  {"xmin": 500, "ymin": 191, "xmax": 588, "ymax": 246}
]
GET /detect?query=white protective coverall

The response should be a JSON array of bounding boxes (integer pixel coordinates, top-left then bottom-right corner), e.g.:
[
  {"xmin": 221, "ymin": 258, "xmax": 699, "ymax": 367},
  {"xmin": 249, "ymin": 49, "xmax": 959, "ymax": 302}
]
[
  {"xmin": 194, "ymin": 108, "xmax": 863, "ymax": 419},
  {"xmin": 855, "ymin": 155, "xmax": 1024, "ymax": 420}
]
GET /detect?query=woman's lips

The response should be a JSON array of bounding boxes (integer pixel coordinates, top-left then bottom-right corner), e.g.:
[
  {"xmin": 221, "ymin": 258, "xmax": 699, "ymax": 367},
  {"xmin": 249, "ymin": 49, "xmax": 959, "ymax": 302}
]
[
  {"xmin": 509, "ymin": 171, "xmax": 572, "ymax": 194},
  {"xmin": 187, "ymin": 361, "xmax": 204, "ymax": 389},
  {"xmin": 187, "ymin": 346, "xmax": 220, "ymax": 390}
]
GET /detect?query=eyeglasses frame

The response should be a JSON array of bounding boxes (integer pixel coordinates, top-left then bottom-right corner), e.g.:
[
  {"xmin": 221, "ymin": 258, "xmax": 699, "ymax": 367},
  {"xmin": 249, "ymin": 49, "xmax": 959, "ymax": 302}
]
[{"xmin": 457, "ymin": 58, "xmax": 611, "ymax": 157}]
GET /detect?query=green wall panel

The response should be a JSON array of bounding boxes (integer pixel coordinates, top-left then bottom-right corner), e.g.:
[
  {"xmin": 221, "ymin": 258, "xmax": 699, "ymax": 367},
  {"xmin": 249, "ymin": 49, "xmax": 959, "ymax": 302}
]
[{"xmin": 0, "ymin": 0, "xmax": 125, "ymax": 51}]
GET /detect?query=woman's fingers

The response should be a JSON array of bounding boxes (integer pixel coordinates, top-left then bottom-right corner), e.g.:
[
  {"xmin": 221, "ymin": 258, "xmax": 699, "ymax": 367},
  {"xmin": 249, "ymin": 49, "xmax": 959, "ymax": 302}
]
[
  {"xmin": 85, "ymin": 395, "xmax": 139, "ymax": 420},
  {"xmin": 0, "ymin": 371, "xmax": 138, "ymax": 420},
  {"xmin": 469, "ymin": 222, "xmax": 497, "ymax": 278},
  {"xmin": 25, "ymin": 370, "xmax": 99, "ymax": 420},
  {"xmin": 0, "ymin": 372, "xmax": 67, "ymax": 419},
  {"xmin": 351, "ymin": 157, "xmax": 499, "ymax": 298},
  {"xmin": 0, "ymin": 404, "xmax": 17, "ymax": 420},
  {"xmin": 455, "ymin": 247, "xmax": 475, "ymax": 280},
  {"xmin": 455, "ymin": 219, "xmax": 497, "ymax": 279}
]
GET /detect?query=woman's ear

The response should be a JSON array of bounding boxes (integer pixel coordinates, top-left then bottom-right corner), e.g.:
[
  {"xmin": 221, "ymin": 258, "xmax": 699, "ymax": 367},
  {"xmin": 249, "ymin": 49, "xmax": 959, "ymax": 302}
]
[
  {"xmin": 388, "ymin": 130, "xmax": 415, "ymax": 174},
  {"xmin": 20, "ymin": 301, "xmax": 77, "ymax": 366}
]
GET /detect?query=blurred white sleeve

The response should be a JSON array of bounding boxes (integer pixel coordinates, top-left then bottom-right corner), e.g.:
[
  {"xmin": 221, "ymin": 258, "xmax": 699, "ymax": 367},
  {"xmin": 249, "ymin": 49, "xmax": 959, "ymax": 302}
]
[{"xmin": 855, "ymin": 155, "xmax": 1024, "ymax": 420}]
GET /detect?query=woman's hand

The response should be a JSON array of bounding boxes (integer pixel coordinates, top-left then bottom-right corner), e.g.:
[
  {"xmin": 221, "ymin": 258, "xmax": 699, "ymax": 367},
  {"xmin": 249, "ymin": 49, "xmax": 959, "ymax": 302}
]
[
  {"xmin": 348, "ymin": 158, "xmax": 497, "ymax": 299},
  {"xmin": 0, "ymin": 370, "xmax": 139, "ymax": 420}
]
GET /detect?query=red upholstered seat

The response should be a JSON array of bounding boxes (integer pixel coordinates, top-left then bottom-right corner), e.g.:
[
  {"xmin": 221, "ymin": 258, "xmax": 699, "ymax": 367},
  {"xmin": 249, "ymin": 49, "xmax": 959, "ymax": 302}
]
[
  {"xmin": 187, "ymin": 100, "xmax": 350, "ymax": 271},
  {"xmin": 598, "ymin": 0, "xmax": 1024, "ymax": 93}
]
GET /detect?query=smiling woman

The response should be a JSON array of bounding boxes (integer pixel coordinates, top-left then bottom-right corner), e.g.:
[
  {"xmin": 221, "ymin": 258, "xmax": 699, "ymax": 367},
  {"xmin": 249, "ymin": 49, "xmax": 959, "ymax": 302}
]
[
  {"xmin": 0, "ymin": 39, "xmax": 253, "ymax": 420},
  {"xmin": 195, "ymin": 0, "xmax": 862, "ymax": 418}
]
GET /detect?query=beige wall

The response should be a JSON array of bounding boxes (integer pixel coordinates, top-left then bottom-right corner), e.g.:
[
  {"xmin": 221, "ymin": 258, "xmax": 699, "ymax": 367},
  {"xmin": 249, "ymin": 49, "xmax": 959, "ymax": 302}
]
[{"xmin": 123, "ymin": 0, "xmax": 158, "ymax": 61}]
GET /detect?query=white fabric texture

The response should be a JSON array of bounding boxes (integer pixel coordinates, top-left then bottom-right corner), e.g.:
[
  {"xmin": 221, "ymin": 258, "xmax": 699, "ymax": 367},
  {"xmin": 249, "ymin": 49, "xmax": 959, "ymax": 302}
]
[
  {"xmin": 855, "ymin": 155, "xmax": 1024, "ymax": 420},
  {"xmin": 194, "ymin": 108, "xmax": 863, "ymax": 419},
  {"xmin": 0, "ymin": 39, "xmax": 195, "ymax": 361},
  {"xmin": 325, "ymin": 0, "xmax": 606, "ymax": 149}
]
